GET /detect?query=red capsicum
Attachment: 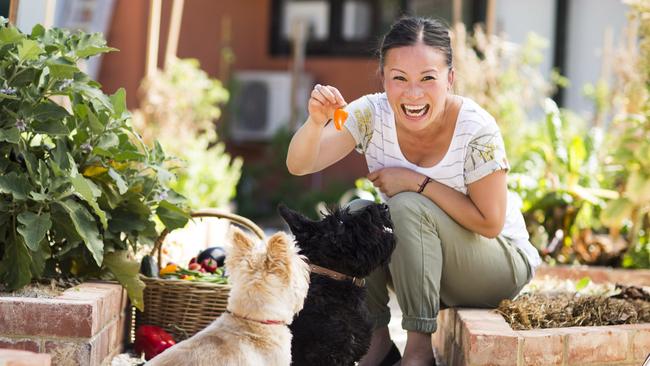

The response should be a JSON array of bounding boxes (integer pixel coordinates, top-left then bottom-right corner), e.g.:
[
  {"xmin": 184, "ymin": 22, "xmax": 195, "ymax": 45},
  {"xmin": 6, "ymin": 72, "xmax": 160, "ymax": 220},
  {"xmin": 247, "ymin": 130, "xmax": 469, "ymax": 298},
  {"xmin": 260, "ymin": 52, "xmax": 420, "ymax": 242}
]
[{"xmin": 134, "ymin": 325, "xmax": 176, "ymax": 360}]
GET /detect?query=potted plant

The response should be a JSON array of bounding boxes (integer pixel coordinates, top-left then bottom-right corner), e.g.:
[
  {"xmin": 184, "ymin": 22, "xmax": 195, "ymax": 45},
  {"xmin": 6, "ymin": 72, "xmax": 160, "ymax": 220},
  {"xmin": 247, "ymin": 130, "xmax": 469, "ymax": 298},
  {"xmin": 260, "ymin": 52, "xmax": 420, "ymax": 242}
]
[{"xmin": 0, "ymin": 19, "xmax": 189, "ymax": 310}]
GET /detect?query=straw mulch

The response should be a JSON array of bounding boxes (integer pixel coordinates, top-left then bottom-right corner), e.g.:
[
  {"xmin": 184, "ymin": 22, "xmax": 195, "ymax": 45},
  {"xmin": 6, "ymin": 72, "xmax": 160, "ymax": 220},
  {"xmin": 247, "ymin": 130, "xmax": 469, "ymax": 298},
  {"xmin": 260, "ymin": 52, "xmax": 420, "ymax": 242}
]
[{"xmin": 497, "ymin": 285, "xmax": 650, "ymax": 330}]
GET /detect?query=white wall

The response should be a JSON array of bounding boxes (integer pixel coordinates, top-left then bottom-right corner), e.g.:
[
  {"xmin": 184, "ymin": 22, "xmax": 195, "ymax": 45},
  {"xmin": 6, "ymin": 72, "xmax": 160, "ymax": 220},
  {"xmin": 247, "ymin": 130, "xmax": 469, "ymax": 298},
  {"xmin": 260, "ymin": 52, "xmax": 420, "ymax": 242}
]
[
  {"xmin": 16, "ymin": 0, "xmax": 56, "ymax": 31},
  {"xmin": 495, "ymin": 0, "xmax": 629, "ymax": 119},
  {"xmin": 15, "ymin": 0, "xmax": 115, "ymax": 80},
  {"xmin": 496, "ymin": 0, "xmax": 557, "ymax": 80},
  {"xmin": 564, "ymin": 0, "xmax": 628, "ymax": 116}
]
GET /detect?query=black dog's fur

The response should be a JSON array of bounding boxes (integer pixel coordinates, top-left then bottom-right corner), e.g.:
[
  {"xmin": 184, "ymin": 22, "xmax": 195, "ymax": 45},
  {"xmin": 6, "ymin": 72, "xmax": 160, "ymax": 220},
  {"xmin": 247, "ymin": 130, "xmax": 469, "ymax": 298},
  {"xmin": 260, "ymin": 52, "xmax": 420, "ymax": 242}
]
[{"xmin": 278, "ymin": 203, "xmax": 396, "ymax": 366}]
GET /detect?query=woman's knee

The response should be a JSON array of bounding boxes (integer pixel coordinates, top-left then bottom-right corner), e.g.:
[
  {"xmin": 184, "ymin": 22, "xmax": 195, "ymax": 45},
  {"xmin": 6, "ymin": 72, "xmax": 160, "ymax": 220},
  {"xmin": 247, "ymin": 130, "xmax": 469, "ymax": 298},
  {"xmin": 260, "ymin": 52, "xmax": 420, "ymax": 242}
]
[{"xmin": 387, "ymin": 192, "xmax": 446, "ymax": 222}]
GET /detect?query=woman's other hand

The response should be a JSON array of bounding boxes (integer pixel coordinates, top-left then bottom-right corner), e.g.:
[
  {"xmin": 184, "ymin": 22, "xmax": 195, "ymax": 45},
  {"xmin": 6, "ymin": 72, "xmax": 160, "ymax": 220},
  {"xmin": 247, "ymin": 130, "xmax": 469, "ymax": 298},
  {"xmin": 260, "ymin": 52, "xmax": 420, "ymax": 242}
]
[
  {"xmin": 367, "ymin": 167, "xmax": 423, "ymax": 197},
  {"xmin": 308, "ymin": 84, "xmax": 347, "ymax": 126}
]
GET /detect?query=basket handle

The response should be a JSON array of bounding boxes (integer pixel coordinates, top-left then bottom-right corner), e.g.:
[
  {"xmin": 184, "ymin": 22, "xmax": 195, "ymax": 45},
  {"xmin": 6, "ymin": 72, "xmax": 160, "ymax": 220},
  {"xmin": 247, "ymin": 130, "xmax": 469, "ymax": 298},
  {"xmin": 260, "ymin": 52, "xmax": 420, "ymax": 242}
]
[{"xmin": 151, "ymin": 209, "xmax": 265, "ymax": 269}]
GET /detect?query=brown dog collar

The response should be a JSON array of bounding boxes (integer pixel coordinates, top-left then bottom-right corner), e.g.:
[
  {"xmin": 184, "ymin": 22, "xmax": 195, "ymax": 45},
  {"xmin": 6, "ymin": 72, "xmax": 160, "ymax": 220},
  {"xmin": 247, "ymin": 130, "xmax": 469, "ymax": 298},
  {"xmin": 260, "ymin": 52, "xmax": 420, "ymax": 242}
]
[{"xmin": 308, "ymin": 263, "xmax": 366, "ymax": 287}]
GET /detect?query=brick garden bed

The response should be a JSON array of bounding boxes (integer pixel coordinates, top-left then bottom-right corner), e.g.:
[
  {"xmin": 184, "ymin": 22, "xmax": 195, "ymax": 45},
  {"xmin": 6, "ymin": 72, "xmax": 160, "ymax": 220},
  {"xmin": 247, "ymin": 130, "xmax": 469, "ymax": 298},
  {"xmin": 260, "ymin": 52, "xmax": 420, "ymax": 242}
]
[
  {"xmin": 0, "ymin": 282, "xmax": 129, "ymax": 366},
  {"xmin": 432, "ymin": 265, "xmax": 650, "ymax": 366}
]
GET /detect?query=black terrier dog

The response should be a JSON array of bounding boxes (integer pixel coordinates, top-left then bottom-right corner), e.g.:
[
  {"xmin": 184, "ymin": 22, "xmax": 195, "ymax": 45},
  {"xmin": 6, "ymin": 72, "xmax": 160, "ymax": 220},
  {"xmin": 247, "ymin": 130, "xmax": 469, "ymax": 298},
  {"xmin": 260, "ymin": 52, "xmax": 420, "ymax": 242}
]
[{"xmin": 278, "ymin": 203, "xmax": 396, "ymax": 366}]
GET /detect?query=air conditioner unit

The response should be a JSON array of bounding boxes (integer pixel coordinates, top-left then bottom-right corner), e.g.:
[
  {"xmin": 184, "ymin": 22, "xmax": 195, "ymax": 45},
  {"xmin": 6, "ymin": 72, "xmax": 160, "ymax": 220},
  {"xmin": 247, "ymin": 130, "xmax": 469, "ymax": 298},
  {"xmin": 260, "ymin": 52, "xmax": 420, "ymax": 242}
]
[{"xmin": 230, "ymin": 71, "xmax": 313, "ymax": 142}]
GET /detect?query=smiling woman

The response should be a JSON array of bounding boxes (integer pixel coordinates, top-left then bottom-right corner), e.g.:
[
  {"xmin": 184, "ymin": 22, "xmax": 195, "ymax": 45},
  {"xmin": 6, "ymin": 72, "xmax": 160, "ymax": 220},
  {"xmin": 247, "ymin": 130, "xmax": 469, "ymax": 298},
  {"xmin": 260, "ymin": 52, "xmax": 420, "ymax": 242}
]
[{"xmin": 286, "ymin": 16, "xmax": 541, "ymax": 366}]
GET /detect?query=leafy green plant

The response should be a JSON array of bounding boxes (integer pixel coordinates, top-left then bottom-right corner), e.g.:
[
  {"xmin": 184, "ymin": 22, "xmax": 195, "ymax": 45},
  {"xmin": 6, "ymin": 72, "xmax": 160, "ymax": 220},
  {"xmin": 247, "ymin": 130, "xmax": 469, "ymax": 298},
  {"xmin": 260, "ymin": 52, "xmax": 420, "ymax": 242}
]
[
  {"xmin": 133, "ymin": 58, "xmax": 242, "ymax": 209},
  {"xmin": 451, "ymin": 24, "xmax": 560, "ymax": 161},
  {"xmin": 0, "ymin": 20, "xmax": 189, "ymax": 309},
  {"xmin": 598, "ymin": 0, "xmax": 650, "ymax": 267},
  {"xmin": 509, "ymin": 99, "xmax": 618, "ymax": 264}
]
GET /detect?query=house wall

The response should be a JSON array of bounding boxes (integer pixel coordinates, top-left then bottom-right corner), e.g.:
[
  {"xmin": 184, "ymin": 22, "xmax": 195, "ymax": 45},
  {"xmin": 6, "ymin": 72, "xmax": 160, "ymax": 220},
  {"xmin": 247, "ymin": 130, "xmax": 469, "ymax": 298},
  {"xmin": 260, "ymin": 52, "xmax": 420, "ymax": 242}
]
[{"xmin": 98, "ymin": 0, "xmax": 372, "ymax": 188}]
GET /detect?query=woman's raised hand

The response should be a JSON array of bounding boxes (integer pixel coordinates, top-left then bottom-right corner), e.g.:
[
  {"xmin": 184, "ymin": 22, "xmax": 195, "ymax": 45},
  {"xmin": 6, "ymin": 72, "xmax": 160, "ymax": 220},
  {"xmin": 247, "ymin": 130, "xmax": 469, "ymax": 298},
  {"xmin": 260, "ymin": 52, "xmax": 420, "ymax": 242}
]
[{"xmin": 308, "ymin": 84, "xmax": 347, "ymax": 127}]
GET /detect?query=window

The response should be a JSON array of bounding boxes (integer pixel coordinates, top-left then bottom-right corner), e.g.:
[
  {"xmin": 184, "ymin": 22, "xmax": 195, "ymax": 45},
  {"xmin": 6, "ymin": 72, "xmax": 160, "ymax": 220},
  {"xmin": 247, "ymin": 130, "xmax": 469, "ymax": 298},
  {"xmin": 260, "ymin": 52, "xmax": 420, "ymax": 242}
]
[
  {"xmin": 270, "ymin": 0, "xmax": 486, "ymax": 57},
  {"xmin": 0, "ymin": 0, "xmax": 9, "ymax": 19},
  {"xmin": 270, "ymin": 0, "xmax": 405, "ymax": 57}
]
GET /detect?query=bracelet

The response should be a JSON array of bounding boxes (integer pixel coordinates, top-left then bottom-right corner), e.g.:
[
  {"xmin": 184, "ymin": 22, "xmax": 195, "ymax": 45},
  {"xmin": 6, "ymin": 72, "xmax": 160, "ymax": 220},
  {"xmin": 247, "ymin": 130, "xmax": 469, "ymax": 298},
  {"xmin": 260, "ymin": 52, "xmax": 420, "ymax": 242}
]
[{"xmin": 417, "ymin": 176, "xmax": 432, "ymax": 194}]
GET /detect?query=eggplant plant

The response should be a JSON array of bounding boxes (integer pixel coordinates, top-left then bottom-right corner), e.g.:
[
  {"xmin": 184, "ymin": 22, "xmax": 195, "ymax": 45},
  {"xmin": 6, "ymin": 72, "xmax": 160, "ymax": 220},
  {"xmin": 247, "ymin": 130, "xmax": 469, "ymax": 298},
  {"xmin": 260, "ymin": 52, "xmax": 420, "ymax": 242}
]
[{"xmin": 0, "ymin": 19, "xmax": 189, "ymax": 309}]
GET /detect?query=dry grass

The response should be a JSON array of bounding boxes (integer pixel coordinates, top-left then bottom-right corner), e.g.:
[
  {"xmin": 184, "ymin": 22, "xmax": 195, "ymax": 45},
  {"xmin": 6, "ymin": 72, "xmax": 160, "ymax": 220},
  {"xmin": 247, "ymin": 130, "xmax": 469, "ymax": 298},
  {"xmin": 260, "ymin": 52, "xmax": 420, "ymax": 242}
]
[{"xmin": 497, "ymin": 285, "xmax": 650, "ymax": 330}]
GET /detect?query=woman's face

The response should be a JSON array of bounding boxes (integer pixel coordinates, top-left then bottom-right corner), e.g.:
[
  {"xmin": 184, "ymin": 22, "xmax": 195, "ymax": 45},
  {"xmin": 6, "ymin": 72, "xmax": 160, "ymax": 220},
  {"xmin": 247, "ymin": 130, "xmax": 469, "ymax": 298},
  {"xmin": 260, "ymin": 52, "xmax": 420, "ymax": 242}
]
[{"xmin": 382, "ymin": 42, "xmax": 454, "ymax": 133}]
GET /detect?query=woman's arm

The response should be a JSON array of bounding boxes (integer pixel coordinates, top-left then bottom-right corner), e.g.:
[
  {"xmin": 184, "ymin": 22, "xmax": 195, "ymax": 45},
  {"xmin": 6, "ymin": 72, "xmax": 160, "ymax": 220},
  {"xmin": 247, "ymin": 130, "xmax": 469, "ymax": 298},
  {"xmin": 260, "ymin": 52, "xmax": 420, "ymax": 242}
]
[
  {"xmin": 421, "ymin": 170, "xmax": 507, "ymax": 238},
  {"xmin": 367, "ymin": 168, "xmax": 507, "ymax": 238},
  {"xmin": 286, "ymin": 117, "xmax": 356, "ymax": 175},
  {"xmin": 286, "ymin": 84, "xmax": 356, "ymax": 176}
]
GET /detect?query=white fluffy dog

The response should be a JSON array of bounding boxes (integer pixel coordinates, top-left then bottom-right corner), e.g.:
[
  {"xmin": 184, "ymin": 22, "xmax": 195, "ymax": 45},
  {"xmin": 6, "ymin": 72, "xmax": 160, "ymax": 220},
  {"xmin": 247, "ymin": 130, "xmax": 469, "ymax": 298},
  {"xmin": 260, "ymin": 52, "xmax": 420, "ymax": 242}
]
[{"xmin": 147, "ymin": 228, "xmax": 310, "ymax": 366}]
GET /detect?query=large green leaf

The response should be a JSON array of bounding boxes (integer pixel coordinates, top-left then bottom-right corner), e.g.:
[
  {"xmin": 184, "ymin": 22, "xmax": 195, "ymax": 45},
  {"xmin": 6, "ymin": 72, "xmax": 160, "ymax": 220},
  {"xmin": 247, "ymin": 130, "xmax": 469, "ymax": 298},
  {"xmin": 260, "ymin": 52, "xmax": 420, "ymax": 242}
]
[
  {"xmin": 32, "ymin": 102, "xmax": 70, "ymax": 122},
  {"xmin": 57, "ymin": 199, "xmax": 104, "ymax": 266},
  {"xmin": 0, "ymin": 128, "xmax": 20, "ymax": 143},
  {"xmin": 74, "ymin": 33, "xmax": 118, "ymax": 58},
  {"xmin": 86, "ymin": 106, "xmax": 105, "ymax": 134},
  {"xmin": 0, "ymin": 172, "xmax": 32, "ymax": 200},
  {"xmin": 17, "ymin": 211, "xmax": 52, "ymax": 251},
  {"xmin": 29, "ymin": 240, "xmax": 50, "ymax": 279},
  {"xmin": 17, "ymin": 39, "xmax": 44, "ymax": 61},
  {"xmin": 0, "ymin": 236, "xmax": 32, "ymax": 291},
  {"xmin": 52, "ymin": 142, "xmax": 73, "ymax": 171},
  {"xmin": 108, "ymin": 200, "xmax": 152, "ymax": 232},
  {"xmin": 73, "ymin": 83, "xmax": 112, "ymax": 111},
  {"xmin": 30, "ymin": 24, "xmax": 45, "ymax": 38},
  {"xmin": 110, "ymin": 88, "xmax": 127, "ymax": 118},
  {"xmin": 97, "ymin": 132, "xmax": 119, "ymax": 151},
  {"xmin": 31, "ymin": 119, "xmax": 70, "ymax": 135},
  {"xmin": 70, "ymin": 173, "xmax": 108, "ymax": 229},
  {"xmin": 103, "ymin": 250, "xmax": 145, "ymax": 311},
  {"xmin": 156, "ymin": 200, "xmax": 190, "ymax": 231},
  {"xmin": 108, "ymin": 168, "xmax": 128, "ymax": 194},
  {"xmin": 46, "ymin": 58, "xmax": 79, "ymax": 80},
  {"xmin": 0, "ymin": 26, "xmax": 23, "ymax": 45}
]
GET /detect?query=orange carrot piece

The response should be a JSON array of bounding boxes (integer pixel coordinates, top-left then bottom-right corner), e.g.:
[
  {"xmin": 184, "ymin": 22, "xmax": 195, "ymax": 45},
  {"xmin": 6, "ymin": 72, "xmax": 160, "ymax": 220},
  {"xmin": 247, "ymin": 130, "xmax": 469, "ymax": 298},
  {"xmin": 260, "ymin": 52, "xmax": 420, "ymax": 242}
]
[{"xmin": 333, "ymin": 108, "xmax": 349, "ymax": 130}]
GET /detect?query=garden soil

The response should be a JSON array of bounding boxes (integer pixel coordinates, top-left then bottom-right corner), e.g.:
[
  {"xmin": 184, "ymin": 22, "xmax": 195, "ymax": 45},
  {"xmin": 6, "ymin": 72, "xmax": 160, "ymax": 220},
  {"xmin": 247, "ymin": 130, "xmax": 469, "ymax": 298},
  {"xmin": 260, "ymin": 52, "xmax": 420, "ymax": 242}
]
[{"xmin": 0, "ymin": 278, "xmax": 81, "ymax": 298}]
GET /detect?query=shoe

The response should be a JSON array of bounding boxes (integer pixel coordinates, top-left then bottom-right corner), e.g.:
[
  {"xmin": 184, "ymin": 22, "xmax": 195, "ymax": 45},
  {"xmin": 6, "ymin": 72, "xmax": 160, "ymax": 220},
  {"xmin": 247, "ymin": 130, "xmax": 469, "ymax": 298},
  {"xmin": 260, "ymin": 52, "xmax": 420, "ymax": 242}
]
[{"xmin": 377, "ymin": 342, "xmax": 401, "ymax": 366}]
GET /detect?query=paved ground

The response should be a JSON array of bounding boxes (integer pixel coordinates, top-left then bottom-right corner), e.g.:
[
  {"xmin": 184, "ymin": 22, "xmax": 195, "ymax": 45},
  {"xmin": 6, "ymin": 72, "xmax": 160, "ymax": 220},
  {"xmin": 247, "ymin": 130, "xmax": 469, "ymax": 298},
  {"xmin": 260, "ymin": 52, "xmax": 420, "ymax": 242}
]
[{"xmin": 388, "ymin": 292, "xmax": 407, "ymax": 353}]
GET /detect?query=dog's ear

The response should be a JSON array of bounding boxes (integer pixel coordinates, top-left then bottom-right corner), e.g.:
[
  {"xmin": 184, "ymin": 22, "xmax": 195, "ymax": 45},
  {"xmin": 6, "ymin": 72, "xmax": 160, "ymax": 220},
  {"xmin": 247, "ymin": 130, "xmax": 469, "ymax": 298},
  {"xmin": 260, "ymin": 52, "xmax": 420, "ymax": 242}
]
[
  {"xmin": 278, "ymin": 203, "xmax": 314, "ymax": 233},
  {"xmin": 264, "ymin": 231, "xmax": 292, "ymax": 279},
  {"xmin": 227, "ymin": 227, "xmax": 255, "ymax": 262}
]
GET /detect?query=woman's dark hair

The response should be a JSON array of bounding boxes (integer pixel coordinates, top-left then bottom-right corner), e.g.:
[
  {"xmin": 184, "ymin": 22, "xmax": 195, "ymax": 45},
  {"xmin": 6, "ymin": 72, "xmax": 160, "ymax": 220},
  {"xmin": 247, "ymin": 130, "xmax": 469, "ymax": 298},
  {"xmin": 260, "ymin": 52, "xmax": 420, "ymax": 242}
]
[{"xmin": 378, "ymin": 16, "xmax": 452, "ymax": 73}]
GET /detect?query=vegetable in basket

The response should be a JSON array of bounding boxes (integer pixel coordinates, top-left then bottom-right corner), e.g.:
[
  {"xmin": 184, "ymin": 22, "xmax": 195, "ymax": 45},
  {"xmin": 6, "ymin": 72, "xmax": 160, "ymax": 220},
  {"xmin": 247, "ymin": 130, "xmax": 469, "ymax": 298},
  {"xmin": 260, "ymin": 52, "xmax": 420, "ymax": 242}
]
[{"xmin": 197, "ymin": 246, "xmax": 227, "ymax": 267}]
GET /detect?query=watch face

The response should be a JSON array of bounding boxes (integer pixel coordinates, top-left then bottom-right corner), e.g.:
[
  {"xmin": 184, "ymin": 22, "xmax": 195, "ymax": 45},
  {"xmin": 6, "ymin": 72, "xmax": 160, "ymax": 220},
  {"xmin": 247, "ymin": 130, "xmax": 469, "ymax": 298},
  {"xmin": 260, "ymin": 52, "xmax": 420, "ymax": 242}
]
[{"xmin": 644, "ymin": 353, "xmax": 650, "ymax": 366}]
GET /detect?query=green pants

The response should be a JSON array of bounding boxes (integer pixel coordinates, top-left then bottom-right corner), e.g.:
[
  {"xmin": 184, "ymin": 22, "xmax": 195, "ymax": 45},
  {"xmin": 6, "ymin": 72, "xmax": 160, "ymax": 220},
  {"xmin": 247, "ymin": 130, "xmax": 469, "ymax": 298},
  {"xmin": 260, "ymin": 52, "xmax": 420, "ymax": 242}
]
[{"xmin": 347, "ymin": 192, "xmax": 532, "ymax": 333}]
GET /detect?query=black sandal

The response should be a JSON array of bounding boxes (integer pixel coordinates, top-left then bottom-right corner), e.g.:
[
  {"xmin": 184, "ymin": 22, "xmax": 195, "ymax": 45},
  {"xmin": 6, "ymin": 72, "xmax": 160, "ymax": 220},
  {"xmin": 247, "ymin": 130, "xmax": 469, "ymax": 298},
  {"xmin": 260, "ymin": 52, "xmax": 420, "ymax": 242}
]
[{"xmin": 377, "ymin": 342, "xmax": 401, "ymax": 366}]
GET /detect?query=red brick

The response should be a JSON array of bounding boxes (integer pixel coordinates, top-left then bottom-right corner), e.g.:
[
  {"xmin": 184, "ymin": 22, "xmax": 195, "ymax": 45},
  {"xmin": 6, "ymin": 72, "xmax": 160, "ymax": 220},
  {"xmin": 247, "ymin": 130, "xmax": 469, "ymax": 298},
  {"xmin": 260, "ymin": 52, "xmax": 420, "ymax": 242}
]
[
  {"xmin": 58, "ymin": 282, "xmax": 123, "ymax": 332},
  {"xmin": 626, "ymin": 324, "xmax": 650, "ymax": 362},
  {"xmin": 109, "ymin": 316, "xmax": 127, "ymax": 353},
  {"xmin": 0, "ymin": 349, "xmax": 51, "ymax": 366},
  {"xmin": 518, "ymin": 329, "xmax": 564, "ymax": 366},
  {"xmin": 0, "ymin": 298, "xmax": 93, "ymax": 337},
  {"xmin": 564, "ymin": 326, "xmax": 628, "ymax": 364},
  {"xmin": 0, "ymin": 337, "xmax": 40, "ymax": 352},
  {"xmin": 534, "ymin": 265, "xmax": 650, "ymax": 287},
  {"xmin": 463, "ymin": 327, "xmax": 520, "ymax": 365},
  {"xmin": 44, "ymin": 340, "xmax": 91, "ymax": 366}
]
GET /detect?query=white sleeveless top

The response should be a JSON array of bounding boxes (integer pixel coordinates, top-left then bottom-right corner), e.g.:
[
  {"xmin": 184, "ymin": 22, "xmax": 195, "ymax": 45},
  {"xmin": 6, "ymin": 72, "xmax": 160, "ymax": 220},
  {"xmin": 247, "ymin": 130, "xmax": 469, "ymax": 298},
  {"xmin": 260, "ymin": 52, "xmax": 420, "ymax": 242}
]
[{"xmin": 344, "ymin": 93, "xmax": 541, "ymax": 272}]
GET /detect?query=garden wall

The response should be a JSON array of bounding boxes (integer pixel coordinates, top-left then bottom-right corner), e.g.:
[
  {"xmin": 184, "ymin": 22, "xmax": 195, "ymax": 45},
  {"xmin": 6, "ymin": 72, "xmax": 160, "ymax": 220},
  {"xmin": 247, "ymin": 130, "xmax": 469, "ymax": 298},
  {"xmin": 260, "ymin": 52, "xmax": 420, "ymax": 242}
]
[
  {"xmin": 432, "ymin": 265, "xmax": 650, "ymax": 365},
  {"xmin": 0, "ymin": 282, "xmax": 128, "ymax": 366}
]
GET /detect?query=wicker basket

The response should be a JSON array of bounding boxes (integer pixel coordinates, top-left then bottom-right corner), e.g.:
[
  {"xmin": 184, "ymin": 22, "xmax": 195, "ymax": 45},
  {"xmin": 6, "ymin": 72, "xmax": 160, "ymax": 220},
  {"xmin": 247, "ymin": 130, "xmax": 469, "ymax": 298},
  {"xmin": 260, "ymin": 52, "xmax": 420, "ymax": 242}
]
[{"xmin": 134, "ymin": 209, "xmax": 265, "ymax": 341}]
